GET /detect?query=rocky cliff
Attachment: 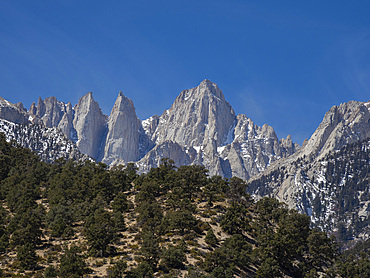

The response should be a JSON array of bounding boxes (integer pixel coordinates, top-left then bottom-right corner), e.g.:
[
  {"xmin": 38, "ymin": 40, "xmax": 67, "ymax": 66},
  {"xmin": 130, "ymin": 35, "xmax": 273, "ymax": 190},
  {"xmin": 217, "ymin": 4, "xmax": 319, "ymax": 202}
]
[
  {"xmin": 1, "ymin": 82, "xmax": 367, "ymax": 187},
  {"xmin": 139, "ymin": 80, "xmax": 300, "ymax": 179},
  {"xmin": 1, "ymin": 80, "xmax": 300, "ymax": 180},
  {"xmin": 0, "ymin": 118, "xmax": 83, "ymax": 162},
  {"xmin": 73, "ymin": 92, "xmax": 108, "ymax": 159},
  {"xmin": 0, "ymin": 97, "xmax": 28, "ymax": 124},
  {"xmin": 101, "ymin": 92, "xmax": 148, "ymax": 165},
  {"xmin": 151, "ymin": 79, "xmax": 236, "ymax": 147},
  {"xmin": 247, "ymin": 101, "xmax": 370, "ymax": 245}
]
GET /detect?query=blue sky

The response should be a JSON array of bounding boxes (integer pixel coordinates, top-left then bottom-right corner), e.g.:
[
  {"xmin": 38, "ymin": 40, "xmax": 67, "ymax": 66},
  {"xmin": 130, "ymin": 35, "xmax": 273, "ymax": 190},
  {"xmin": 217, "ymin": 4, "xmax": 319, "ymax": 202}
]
[{"xmin": 1, "ymin": 1, "xmax": 369, "ymax": 144}]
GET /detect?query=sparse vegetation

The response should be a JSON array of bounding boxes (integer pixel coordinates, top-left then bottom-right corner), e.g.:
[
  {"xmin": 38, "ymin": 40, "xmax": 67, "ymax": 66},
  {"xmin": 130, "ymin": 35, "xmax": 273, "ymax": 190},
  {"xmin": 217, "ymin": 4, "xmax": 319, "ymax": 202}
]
[{"xmin": 0, "ymin": 133, "xmax": 367, "ymax": 277}]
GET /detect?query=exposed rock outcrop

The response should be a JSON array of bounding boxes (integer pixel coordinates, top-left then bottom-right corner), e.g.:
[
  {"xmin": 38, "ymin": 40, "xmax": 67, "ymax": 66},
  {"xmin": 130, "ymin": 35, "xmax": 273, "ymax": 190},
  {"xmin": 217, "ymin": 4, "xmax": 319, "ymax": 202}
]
[
  {"xmin": 0, "ymin": 118, "xmax": 84, "ymax": 163},
  {"xmin": 0, "ymin": 97, "xmax": 28, "ymax": 124},
  {"xmin": 58, "ymin": 102, "xmax": 76, "ymax": 141},
  {"xmin": 138, "ymin": 80, "xmax": 299, "ymax": 179},
  {"xmin": 73, "ymin": 92, "xmax": 107, "ymax": 159},
  {"xmin": 137, "ymin": 141, "xmax": 196, "ymax": 173},
  {"xmin": 152, "ymin": 79, "xmax": 236, "ymax": 147},
  {"xmin": 101, "ymin": 92, "xmax": 146, "ymax": 165},
  {"xmin": 299, "ymin": 101, "xmax": 370, "ymax": 160},
  {"xmin": 1, "ymin": 80, "xmax": 303, "ymax": 180},
  {"xmin": 31, "ymin": 97, "xmax": 65, "ymax": 128},
  {"xmin": 248, "ymin": 100, "xmax": 370, "ymax": 219}
]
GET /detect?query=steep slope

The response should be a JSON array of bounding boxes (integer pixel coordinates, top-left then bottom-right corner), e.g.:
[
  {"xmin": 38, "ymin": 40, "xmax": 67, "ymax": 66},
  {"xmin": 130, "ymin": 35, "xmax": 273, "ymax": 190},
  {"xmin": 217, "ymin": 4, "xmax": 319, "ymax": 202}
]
[
  {"xmin": 29, "ymin": 97, "xmax": 77, "ymax": 141},
  {"xmin": 300, "ymin": 101, "xmax": 370, "ymax": 160},
  {"xmin": 101, "ymin": 92, "xmax": 150, "ymax": 165},
  {"xmin": 139, "ymin": 80, "xmax": 299, "ymax": 179},
  {"xmin": 151, "ymin": 79, "xmax": 236, "ymax": 147},
  {"xmin": 0, "ymin": 97, "xmax": 28, "ymax": 124},
  {"xmin": 248, "ymin": 100, "xmax": 370, "ymax": 244},
  {"xmin": 73, "ymin": 92, "xmax": 108, "ymax": 159},
  {"xmin": 30, "ymin": 96, "xmax": 65, "ymax": 128},
  {"xmin": 28, "ymin": 93, "xmax": 108, "ymax": 160},
  {"xmin": 0, "ymin": 119, "xmax": 83, "ymax": 162},
  {"xmin": 1, "ymin": 81, "xmax": 299, "ymax": 178},
  {"xmin": 217, "ymin": 114, "xmax": 300, "ymax": 179},
  {"xmin": 0, "ymin": 140, "xmax": 340, "ymax": 278}
]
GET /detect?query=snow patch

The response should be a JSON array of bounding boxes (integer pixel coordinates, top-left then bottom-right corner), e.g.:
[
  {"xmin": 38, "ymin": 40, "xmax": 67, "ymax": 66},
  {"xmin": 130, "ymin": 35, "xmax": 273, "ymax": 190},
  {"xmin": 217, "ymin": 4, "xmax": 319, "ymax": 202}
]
[
  {"xmin": 217, "ymin": 146, "xmax": 226, "ymax": 154},
  {"xmin": 193, "ymin": 146, "xmax": 203, "ymax": 153}
]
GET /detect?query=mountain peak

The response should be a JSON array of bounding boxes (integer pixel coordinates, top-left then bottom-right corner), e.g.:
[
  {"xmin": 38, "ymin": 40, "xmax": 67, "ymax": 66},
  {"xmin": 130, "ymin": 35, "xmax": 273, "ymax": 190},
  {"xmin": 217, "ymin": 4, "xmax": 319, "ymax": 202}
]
[
  {"xmin": 73, "ymin": 92, "xmax": 107, "ymax": 159},
  {"xmin": 197, "ymin": 79, "xmax": 224, "ymax": 100},
  {"xmin": 200, "ymin": 78, "xmax": 213, "ymax": 85},
  {"xmin": 152, "ymin": 81, "xmax": 235, "ymax": 148},
  {"xmin": 114, "ymin": 92, "xmax": 134, "ymax": 110},
  {"xmin": 81, "ymin": 92, "xmax": 94, "ymax": 102},
  {"xmin": 102, "ymin": 91, "xmax": 142, "ymax": 164},
  {"xmin": 0, "ymin": 96, "xmax": 14, "ymax": 107}
]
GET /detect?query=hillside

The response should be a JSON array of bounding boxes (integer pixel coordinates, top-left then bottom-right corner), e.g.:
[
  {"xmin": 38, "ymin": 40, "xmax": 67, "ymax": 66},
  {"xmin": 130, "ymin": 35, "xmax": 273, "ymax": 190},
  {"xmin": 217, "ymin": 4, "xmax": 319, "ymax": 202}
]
[
  {"xmin": 0, "ymin": 134, "xmax": 368, "ymax": 277},
  {"xmin": 248, "ymin": 138, "xmax": 370, "ymax": 249}
]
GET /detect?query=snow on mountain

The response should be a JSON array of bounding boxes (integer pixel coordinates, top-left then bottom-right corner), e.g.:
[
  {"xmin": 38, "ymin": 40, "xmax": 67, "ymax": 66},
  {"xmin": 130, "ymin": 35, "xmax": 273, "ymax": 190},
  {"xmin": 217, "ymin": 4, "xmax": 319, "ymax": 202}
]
[{"xmin": 0, "ymin": 119, "xmax": 83, "ymax": 163}]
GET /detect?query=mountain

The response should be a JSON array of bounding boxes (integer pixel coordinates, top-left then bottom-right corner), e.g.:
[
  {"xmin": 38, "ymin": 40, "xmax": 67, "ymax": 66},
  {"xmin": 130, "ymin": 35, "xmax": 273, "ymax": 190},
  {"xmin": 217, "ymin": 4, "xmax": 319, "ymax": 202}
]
[
  {"xmin": 1, "ymin": 80, "xmax": 298, "ymax": 181},
  {"xmin": 0, "ymin": 119, "xmax": 83, "ymax": 163},
  {"xmin": 248, "ymin": 101, "xmax": 370, "ymax": 245},
  {"xmin": 72, "ymin": 92, "xmax": 108, "ymax": 159},
  {"xmin": 101, "ymin": 92, "xmax": 149, "ymax": 165},
  {"xmin": 0, "ymin": 136, "xmax": 343, "ymax": 277},
  {"xmin": 0, "ymin": 80, "xmax": 369, "ymax": 247},
  {"xmin": 0, "ymin": 97, "xmax": 83, "ymax": 162},
  {"xmin": 0, "ymin": 96, "xmax": 28, "ymax": 124},
  {"xmin": 150, "ymin": 79, "xmax": 236, "ymax": 147},
  {"xmin": 139, "ymin": 79, "xmax": 299, "ymax": 179}
]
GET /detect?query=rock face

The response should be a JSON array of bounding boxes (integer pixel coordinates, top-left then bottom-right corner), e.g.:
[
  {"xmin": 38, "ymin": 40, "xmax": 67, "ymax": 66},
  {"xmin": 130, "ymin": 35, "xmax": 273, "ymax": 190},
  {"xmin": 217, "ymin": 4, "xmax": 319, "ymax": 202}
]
[
  {"xmin": 1, "ymin": 80, "xmax": 297, "ymax": 177},
  {"xmin": 57, "ymin": 102, "xmax": 76, "ymax": 141},
  {"xmin": 300, "ymin": 101, "xmax": 370, "ymax": 160},
  {"xmin": 29, "ymin": 97, "xmax": 77, "ymax": 142},
  {"xmin": 34, "ymin": 97, "xmax": 65, "ymax": 128},
  {"xmin": 6, "ymin": 81, "xmax": 367, "ymax": 187},
  {"xmin": 101, "ymin": 92, "xmax": 145, "ymax": 165},
  {"xmin": 152, "ymin": 79, "xmax": 236, "ymax": 147},
  {"xmin": 249, "ymin": 101, "xmax": 370, "ymax": 203},
  {"xmin": 27, "ymin": 93, "xmax": 108, "ymax": 160},
  {"xmin": 0, "ymin": 118, "xmax": 83, "ymax": 163},
  {"xmin": 0, "ymin": 97, "xmax": 28, "ymax": 124},
  {"xmin": 137, "ymin": 141, "xmax": 196, "ymax": 173},
  {"xmin": 73, "ymin": 92, "xmax": 108, "ymax": 159},
  {"xmin": 216, "ymin": 114, "xmax": 300, "ymax": 179},
  {"xmin": 247, "ymin": 101, "xmax": 370, "ymax": 244},
  {"xmin": 137, "ymin": 80, "xmax": 299, "ymax": 179}
]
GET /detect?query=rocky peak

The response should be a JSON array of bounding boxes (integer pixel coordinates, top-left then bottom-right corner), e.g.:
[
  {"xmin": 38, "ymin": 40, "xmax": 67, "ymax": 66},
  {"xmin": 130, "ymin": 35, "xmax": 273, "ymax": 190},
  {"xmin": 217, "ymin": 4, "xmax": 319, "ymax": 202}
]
[
  {"xmin": 279, "ymin": 134, "xmax": 300, "ymax": 157},
  {"xmin": 0, "ymin": 97, "xmax": 28, "ymax": 124},
  {"xmin": 58, "ymin": 102, "xmax": 75, "ymax": 141},
  {"xmin": 300, "ymin": 101, "xmax": 370, "ymax": 159},
  {"xmin": 248, "ymin": 100, "xmax": 370, "ymax": 216},
  {"xmin": 36, "ymin": 97, "xmax": 46, "ymax": 118},
  {"xmin": 73, "ymin": 92, "xmax": 107, "ymax": 159},
  {"xmin": 142, "ymin": 115, "xmax": 160, "ymax": 138},
  {"xmin": 101, "ymin": 92, "xmax": 144, "ymax": 164},
  {"xmin": 152, "ymin": 80, "xmax": 236, "ymax": 147},
  {"xmin": 29, "ymin": 102, "xmax": 37, "ymax": 116}
]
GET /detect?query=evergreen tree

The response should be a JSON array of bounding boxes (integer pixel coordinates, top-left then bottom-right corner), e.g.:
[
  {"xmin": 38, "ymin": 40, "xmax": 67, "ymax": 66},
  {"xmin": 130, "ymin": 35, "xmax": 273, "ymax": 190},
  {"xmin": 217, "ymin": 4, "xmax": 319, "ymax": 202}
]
[
  {"xmin": 84, "ymin": 208, "xmax": 117, "ymax": 257},
  {"xmin": 58, "ymin": 245, "xmax": 90, "ymax": 278},
  {"xmin": 17, "ymin": 242, "xmax": 38, "ymax": 270}
]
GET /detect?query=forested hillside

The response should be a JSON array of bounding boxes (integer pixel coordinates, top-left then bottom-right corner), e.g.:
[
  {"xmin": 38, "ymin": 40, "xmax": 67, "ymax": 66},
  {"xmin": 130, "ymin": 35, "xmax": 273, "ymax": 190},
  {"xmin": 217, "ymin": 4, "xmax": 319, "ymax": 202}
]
[{"xmin": 0, "ymin": 134, "xmax": 368, "ymax": 277}]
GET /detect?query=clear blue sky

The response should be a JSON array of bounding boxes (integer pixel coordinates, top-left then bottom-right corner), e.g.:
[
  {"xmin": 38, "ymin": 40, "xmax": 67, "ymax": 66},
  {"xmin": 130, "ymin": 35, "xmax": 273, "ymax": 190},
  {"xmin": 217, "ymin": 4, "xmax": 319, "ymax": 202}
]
[{"xmin": 1, "ymin": 1, "xmax": 369, "ymax": 144}]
